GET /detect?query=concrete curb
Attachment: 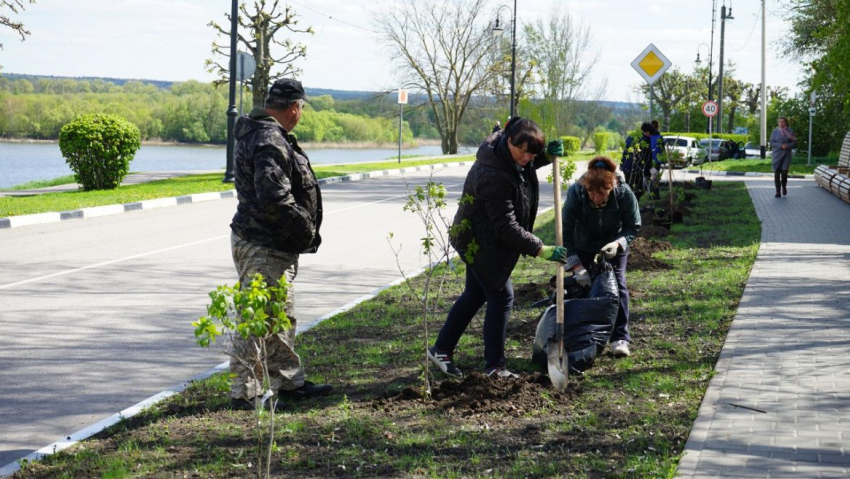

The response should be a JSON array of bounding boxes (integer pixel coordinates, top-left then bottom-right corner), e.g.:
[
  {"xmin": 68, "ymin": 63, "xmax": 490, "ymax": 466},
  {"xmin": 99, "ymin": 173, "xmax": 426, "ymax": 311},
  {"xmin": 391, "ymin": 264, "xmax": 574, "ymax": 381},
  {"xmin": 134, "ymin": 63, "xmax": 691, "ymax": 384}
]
[
  {"xmin": 684, "ymin": 169, "xmax": 813, "ymax": 179},
  {"xmin": 0, "ymin": 162, "xmax": 471, "ymax": 231}
]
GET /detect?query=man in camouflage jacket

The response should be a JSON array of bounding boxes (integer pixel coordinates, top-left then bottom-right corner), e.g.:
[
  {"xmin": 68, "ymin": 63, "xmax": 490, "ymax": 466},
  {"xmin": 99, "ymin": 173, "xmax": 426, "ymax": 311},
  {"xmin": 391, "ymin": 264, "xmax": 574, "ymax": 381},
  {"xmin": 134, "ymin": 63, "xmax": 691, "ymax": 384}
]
[{"xmin": 229, "ymin": 78, "xmax": 332, "ymax": 409}]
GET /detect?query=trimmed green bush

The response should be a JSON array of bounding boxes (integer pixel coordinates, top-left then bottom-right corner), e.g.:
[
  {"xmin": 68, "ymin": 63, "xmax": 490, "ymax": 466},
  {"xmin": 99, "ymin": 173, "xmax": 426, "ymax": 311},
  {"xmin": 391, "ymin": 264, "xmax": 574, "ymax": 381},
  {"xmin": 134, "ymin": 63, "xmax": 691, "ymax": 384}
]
[
  {"xmin": 593, "ymin": 132, "xmax": 609, "ymax": 155},
  {"xmin": 560, "ymin": 136, "xmax": 581, "ymax": 155},
  {"xmin": 625, "ymin": 130, "xmax": 748, "ymax": 146},
  {"xmin": 59, "ymin": 114, "xmax": 141, "ymax": 191}
]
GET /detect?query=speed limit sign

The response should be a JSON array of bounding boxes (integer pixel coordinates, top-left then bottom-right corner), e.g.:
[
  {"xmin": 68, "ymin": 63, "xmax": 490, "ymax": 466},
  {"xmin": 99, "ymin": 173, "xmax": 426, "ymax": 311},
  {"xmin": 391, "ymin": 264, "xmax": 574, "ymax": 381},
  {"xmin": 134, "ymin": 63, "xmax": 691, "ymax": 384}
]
[{"xmin": 702, "ymin": 101, "xmax": 719, "ymax": 118}]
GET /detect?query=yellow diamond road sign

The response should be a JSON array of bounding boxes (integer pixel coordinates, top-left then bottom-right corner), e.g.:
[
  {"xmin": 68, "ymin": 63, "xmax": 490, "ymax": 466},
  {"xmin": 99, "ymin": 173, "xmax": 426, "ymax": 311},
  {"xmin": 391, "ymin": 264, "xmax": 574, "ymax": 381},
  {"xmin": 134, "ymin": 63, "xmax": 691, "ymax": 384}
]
[{"xmin": 631, "ymin": 44, "xmax": 671, "ymax": 85}]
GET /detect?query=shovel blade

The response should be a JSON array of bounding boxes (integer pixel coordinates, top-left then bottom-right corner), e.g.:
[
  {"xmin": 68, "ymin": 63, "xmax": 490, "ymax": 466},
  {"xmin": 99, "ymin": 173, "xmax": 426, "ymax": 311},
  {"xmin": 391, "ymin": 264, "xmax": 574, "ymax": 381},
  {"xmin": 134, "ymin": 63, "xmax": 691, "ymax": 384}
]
[{"xmin": 547, "ymin": 341, "xmax": 568, "ymax": 392}]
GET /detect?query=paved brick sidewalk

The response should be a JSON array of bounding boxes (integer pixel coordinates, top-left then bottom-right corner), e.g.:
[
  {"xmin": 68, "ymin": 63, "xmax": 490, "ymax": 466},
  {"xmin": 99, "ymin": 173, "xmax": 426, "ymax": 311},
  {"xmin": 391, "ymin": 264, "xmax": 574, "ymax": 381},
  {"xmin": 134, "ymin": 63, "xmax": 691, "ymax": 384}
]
[{"xmin": 677, "ymin": 178, "xmax": 850, "ymax": 478}]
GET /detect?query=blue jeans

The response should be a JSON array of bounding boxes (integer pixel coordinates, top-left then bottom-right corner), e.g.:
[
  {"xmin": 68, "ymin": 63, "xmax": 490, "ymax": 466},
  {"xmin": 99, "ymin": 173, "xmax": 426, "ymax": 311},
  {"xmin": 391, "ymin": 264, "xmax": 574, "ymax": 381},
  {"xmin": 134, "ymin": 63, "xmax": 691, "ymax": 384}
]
[
  {"xmin": 435, "ymin": 267, "xmax": 514, "ymax": 370},
  {"xmin": 577, "ymin": 249, "xmax": 631, "ymax": 343}
]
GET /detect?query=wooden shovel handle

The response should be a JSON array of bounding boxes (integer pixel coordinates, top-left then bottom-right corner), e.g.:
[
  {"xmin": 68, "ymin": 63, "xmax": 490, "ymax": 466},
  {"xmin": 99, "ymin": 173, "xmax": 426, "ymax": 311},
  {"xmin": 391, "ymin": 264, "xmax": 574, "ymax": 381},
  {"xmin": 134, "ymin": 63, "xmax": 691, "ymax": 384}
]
[{"xmin": 552, "ymin": 157, "xmax": 565, "ymax": 360}]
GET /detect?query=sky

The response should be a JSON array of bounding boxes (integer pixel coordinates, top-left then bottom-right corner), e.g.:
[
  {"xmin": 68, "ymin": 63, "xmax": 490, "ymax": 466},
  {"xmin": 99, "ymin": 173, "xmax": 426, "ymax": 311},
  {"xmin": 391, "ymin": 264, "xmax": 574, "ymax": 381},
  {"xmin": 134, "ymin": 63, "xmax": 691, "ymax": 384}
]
[{"xmin": 0, "ymin": 0, "xmax": 802, "ymax": 103}]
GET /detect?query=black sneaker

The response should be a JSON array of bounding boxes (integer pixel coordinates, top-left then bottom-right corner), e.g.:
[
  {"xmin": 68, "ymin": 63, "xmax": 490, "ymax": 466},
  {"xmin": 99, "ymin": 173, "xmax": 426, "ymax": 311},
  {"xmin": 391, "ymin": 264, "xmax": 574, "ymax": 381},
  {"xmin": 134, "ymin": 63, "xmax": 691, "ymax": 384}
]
[
  {"xmin": 428, "ymin": 346, "xmax": 463, "ymax": 377},
  {"xmin": 279, "ymin": 381, "xmax": 333, "ymax": 400},
  {"xmin": 484, "ymin": 366, "xmax": 518, "ymax": 379}
]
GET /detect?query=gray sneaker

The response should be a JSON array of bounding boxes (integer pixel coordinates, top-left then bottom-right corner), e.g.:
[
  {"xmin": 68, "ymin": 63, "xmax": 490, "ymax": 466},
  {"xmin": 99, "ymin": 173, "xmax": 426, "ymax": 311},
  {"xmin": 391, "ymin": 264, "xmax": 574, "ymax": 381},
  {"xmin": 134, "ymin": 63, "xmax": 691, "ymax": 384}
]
[
  {"xmin": 611, "ymin": 340, "xmax": 631, "ymax": 358},
  {"xmin": 484, "ymin": 366, "xmax": 518, "ymax": 379}
]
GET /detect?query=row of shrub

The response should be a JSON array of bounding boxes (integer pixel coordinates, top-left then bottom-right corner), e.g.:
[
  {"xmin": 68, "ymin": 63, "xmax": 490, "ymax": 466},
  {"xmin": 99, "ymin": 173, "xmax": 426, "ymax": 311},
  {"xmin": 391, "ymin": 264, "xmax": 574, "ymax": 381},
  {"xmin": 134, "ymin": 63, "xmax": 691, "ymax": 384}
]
[{"xmin": 660, "ymin": 131, "xmax": 750, "ymax": 144}]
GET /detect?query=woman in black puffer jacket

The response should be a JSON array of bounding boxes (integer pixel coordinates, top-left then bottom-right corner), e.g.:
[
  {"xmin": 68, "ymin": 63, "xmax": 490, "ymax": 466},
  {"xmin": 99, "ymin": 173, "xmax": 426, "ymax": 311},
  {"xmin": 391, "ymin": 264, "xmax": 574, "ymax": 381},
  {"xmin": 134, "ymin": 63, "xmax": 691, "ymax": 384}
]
[{"xmin": 428, "ymin": 118, "xmax": 567, "ymax": 378}]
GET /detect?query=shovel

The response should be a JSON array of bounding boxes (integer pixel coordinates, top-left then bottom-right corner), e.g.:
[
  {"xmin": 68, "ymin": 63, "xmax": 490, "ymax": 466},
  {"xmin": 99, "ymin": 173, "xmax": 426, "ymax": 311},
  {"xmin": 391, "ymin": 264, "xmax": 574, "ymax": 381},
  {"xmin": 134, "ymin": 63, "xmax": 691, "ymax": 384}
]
[{"xmin": 547, "ymin": 154, "xmax": 568, "ymax": 392}]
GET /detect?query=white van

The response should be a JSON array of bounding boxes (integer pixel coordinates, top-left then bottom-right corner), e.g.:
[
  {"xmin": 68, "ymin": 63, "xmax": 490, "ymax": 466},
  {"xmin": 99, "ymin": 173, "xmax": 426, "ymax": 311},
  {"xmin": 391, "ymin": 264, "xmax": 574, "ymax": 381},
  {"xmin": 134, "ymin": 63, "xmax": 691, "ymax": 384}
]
[{"xmin": 661, "ymin": 136, "xmax": 702, "ymax": 167}]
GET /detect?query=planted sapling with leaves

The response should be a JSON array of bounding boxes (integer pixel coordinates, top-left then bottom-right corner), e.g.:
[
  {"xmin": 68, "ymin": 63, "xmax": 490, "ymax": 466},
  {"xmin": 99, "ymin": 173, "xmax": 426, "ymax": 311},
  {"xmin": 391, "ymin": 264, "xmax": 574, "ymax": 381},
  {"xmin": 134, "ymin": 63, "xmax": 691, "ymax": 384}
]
[{"xmin": 192, "ymin": 273, "xmax": 290, "ymax": 479}]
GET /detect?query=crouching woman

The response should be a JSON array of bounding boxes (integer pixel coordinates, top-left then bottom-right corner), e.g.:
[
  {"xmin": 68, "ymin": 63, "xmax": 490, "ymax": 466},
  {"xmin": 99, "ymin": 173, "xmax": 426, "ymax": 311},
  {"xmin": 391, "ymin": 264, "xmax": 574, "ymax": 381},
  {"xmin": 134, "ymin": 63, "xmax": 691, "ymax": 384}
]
[{"xmin": 562, "ymin": 157, "xmax": 641, "ymax": 357}]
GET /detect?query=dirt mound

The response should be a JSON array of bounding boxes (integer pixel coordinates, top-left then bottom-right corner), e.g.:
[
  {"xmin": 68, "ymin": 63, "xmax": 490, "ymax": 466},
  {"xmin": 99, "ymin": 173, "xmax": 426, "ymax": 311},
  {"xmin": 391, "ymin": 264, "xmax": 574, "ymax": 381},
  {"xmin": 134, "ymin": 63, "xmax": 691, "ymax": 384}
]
[
  {"xmin": 375, "ymin": 372, "xmax": 575, "ymax": 416},
  {"xmin": 629, "ymin": 237, "xmax": 673, "ymax": 271},
  {"xmin": 639, "ymin": 225, "xmax": 673, "ymax": 238}
]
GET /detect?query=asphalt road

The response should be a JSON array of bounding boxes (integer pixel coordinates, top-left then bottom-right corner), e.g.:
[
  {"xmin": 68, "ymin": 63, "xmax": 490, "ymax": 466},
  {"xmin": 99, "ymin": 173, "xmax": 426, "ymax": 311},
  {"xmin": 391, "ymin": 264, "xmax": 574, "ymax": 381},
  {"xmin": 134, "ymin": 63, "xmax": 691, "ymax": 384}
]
[{"xmin": 0, "ymin": 163, "xmax": 563, "ymax": 466}]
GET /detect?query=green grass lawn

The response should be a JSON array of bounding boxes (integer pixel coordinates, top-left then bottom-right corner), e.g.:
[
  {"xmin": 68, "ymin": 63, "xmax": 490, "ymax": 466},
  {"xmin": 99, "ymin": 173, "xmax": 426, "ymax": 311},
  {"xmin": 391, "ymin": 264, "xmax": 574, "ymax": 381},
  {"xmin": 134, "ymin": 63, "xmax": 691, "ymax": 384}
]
[
  {"xmin": 698, "ymin": 155, "xmax": 834, "ymax": 175},
  {"xmin": 11, "ymin": 182, "xmax": 760, "ymax": 479},
  {"xmin": 0, "ymin": 156, "xmax": 476, "ymax": 218}
]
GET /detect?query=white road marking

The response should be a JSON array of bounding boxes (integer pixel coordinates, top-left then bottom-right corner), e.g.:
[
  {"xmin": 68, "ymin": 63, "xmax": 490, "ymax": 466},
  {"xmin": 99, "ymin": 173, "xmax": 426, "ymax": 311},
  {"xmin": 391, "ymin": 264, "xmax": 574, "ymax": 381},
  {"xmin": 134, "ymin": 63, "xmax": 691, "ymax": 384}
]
[{"xmin": 0, "ymin": 235, "xmax": 229, "ymax": 290}]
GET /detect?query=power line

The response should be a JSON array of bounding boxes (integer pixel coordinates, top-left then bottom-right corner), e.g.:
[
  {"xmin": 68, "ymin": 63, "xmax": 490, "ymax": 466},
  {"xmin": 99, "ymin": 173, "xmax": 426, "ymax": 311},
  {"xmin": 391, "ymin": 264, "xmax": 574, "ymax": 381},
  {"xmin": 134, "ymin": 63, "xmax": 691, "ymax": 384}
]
[
  {"xmin": 734, "ymin": 8, "xmax": 760, "ymax": 52},
  {"xmin": 287, "ymin": 0, "xmax": 379, "ymax": 35}
]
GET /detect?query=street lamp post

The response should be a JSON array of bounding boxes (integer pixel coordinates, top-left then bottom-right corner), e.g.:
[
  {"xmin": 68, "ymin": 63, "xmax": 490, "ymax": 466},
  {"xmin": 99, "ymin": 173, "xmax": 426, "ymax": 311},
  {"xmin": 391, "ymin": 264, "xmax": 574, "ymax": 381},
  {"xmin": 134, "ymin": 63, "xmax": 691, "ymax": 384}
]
[
  {"xmin": 695, "ymin": 43, "xmax": 711, "ymax": 133},
  {"xmin": 223, "ymin": 0, "xmax": 239, "ymax": 183},
  {"xmin": 491, "ymin": 0, "xmax": 517, "ymax": 119}
]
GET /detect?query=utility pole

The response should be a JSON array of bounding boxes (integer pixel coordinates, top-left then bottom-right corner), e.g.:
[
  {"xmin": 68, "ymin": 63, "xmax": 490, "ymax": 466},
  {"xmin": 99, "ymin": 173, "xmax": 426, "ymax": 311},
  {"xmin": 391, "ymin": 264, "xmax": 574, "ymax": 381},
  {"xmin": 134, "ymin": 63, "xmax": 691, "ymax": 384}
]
[
  {"xmin": 760, "ymin": 0, "xmax": 767, "ymax": 159},
  {"xmin": 717, "ymin": 4, "xmax": 733, "ymax": 134},
  {"xmin": 706, "ymin": 0, "xmax": 717, "ymax": 134},
  {"xmin": 509, "ymin": 0, "xmax": 517, "ymax": 118}
]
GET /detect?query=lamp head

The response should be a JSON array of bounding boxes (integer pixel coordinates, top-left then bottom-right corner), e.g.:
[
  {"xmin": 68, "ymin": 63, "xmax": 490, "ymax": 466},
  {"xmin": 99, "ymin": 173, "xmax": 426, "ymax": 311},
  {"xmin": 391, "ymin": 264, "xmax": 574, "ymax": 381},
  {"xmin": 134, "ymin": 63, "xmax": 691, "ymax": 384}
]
[{"xmin": 492, "ymin": 17, "xmax": 504, "ymax": 37}]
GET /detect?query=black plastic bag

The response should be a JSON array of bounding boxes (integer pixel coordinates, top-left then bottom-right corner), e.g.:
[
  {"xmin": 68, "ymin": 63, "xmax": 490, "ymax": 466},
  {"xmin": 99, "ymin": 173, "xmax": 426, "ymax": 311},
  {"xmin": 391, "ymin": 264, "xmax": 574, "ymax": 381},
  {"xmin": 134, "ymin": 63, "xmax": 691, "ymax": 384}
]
[{"xmin": 532, "ymin": 260, "xmax": 619, "ymax": 373}]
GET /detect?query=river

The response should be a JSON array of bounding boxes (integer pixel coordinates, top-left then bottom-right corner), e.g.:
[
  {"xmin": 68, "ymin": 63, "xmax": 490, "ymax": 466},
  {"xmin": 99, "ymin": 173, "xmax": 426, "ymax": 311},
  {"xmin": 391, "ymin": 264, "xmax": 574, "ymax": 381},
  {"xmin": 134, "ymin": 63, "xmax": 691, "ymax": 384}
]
[{"xmin": 0, "ymin": 142, "xmax": 474, "ymax": 189}]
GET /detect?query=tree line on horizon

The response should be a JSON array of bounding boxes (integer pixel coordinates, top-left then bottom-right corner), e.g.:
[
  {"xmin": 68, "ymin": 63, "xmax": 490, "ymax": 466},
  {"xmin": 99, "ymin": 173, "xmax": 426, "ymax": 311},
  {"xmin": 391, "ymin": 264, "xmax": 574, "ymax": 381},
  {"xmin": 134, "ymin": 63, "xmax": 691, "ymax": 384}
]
[{"xmin": 0, "ymin": 77, "xmax": 423, "ymax": 145}]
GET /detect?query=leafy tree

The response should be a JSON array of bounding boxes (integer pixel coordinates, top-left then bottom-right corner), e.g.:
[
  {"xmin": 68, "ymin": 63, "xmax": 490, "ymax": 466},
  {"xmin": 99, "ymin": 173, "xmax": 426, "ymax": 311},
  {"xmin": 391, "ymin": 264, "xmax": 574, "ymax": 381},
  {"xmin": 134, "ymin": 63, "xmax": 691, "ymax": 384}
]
[
  {"xmin": 723, "ymin": 77, "xmax": 746, "ymax": 132},
  {"xmin": 207, "ymin": 0, "xmax": 313, "ymax": 108},
  {"xmin": 782, "ymin": 0, "xmax": 850, "ymax": 153},
  {"xmin": 524, "ymin": 8, "xmax": 599, "ymax": 138},
  {"xmin": 638, "ymin": 68, "xmax": 694, "ymax": 132},
  {"xmin": 375, "ymin": 0, "xmax": 500, "ymax": 154},
  {"xmin": 487, "ymin": 27, "xmax": 536, "ymax": 119}
]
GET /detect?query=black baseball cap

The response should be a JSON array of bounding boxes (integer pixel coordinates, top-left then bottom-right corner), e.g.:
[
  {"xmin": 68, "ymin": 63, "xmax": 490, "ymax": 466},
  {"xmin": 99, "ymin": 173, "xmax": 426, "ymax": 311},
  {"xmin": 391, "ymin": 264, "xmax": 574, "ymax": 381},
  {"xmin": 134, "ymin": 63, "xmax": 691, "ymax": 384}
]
[{"xmin": 266, "ymin": 78, "xmax": 308, "ymax": 102}]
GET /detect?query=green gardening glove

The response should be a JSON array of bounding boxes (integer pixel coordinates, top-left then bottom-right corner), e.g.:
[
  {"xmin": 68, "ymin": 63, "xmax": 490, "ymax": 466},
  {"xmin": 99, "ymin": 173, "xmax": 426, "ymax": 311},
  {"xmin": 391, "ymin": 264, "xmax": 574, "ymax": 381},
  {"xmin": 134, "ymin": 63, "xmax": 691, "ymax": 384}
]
[
  {"xmin": 546, "ymin": 139, "xmax": 564, "ymax": 157},
  {"xmin": 539, "ymin": 245, "xmax": 568, "ymax": 263}
]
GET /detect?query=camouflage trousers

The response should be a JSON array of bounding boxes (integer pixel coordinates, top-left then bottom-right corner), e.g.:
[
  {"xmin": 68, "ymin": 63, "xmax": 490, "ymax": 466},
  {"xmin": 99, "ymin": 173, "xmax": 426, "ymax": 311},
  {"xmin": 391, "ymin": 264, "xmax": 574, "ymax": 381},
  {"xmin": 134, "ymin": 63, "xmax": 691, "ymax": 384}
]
[{"xmin": 230, "ymin": 232, "xmax": 305, "ymax": 400}]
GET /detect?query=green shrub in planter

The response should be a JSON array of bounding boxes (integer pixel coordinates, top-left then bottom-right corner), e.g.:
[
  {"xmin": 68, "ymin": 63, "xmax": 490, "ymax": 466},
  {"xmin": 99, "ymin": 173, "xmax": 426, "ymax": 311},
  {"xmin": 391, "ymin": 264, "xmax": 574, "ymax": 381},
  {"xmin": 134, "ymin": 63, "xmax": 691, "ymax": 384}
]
[{"xmin": 59, "ymin": 114, "xmax": 141, "ymax": 191}]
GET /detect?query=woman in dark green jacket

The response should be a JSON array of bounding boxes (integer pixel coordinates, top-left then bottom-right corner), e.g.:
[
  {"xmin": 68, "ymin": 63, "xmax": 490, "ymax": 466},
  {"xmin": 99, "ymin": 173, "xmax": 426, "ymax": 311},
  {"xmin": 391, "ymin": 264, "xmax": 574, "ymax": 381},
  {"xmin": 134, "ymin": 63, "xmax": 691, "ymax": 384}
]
[{"xmin": 562, "ymin": 157, "xmax": 641, "ymax": 358}]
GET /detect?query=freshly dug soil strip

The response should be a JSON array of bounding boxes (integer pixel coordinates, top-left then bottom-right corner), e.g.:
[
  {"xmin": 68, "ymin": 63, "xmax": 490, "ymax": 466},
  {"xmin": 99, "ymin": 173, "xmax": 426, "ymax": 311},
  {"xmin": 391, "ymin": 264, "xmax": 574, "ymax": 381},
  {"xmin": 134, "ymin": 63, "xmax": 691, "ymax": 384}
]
[
  {"xmin": 629, "ymin": 237, "xmax": 673, "ymax": 271},
  {"xmin": 375, "ymin": 372, "xmax": 576, "ymax": 417}
]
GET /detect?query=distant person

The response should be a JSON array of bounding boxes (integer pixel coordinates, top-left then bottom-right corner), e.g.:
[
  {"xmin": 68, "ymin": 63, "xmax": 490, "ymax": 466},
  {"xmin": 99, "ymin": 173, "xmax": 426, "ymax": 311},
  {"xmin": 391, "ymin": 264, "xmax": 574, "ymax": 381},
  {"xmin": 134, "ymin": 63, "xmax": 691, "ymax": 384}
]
[
  {"xmin": 229, "ymin": 78, "xmax": 332, "ymax": 410},
  {"xmin": 428, "ymin": 117, "xmax": 566, "ymax": 379},
  {"xmin": 769, "ymin": 116, "xmax": 797, "ymax": 198},
  {"xmin": 492, "ymin": 121, "xmax": 501, "ymax": 133},
  {"xmin": 641, "ymin": 122, "xmax": 662, "ymax": 198},
  {"xmin": 620, "ymin": 134, "xmax": 642, "ymax": 197},
  {"xmin": 729, "ymin": 140, "xmax": 741, "ymax": 160},
  {"xmin": 562, "ymin": 157, "xmax": 641, "ymax": 358}
]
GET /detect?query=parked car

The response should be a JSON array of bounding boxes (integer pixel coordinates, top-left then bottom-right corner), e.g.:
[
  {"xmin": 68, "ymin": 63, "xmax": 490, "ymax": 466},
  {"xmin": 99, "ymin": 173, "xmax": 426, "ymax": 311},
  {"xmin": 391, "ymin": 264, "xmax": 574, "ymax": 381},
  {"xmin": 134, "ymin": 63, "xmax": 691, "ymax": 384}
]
[
  {"xmin": 660, "ymin": 136, "xmax": 701, "ymax": 168},
  {"xmin": 744, "ymin": 142, "xmax": 762, "ymax": 158},
  {"xmin": 698, "ymin": 139, "xmax": 733, "ymax": 162}
]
